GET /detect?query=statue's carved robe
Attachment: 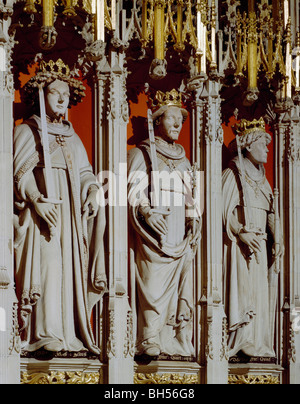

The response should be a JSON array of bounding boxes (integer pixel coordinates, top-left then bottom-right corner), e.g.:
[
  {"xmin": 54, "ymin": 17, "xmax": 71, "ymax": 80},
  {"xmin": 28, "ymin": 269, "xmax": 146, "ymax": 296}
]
[
  {"xmin": 14, "ymin": 115, "xmax": 106, "ymax": 354},
  {"xmin": 128, "ymin": 139, "xmax": 199, "ymax": 357},
  {"xmin": 223, "ymin": 156, "xmax": 276, "ymax": 358}
]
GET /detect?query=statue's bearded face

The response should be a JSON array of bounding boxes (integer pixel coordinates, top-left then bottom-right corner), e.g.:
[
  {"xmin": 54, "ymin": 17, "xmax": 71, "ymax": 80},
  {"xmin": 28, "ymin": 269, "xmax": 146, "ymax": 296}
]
[
  {"xmin": 156, "ymin": 106, "xmax": 183, "ymax": 143},
  {"xmin": 246, "ymin": 133, "xmax": 270, "ymax": 165},
  {"xmin": 45, "ymin": 79, "xmax": 70, "ymax": 121}
]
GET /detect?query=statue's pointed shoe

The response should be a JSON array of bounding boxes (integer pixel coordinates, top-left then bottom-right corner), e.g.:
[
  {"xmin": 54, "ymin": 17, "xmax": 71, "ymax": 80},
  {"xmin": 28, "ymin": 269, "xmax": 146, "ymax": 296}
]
[
  {"xmin": 143, "ymin": 344, "xmax": 161, "ymax": 357},
  {"xmin": 44, "ymin": 341, "xmax": 64, "ymax": 352}
]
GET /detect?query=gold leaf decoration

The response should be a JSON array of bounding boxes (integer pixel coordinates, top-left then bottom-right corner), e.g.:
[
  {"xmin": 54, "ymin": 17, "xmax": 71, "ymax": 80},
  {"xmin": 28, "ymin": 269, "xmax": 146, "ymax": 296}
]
[{"xmin": 134, "ymin": 373, "xmax": 199, "ymax": 385}]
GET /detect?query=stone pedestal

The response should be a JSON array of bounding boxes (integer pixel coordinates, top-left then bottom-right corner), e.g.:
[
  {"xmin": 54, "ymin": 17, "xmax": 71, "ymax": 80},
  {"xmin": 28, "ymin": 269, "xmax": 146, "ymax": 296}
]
[
  {"xmin": 229, "ymin": 364, "xmax": 284, "ymax": 385},
  {"xmin": 21, "ymin": 357, "xmax": 105, "ymax": 384},
  {"xmin": 134, "ymin": 360, "xmax": 201, "ymax": 384}
]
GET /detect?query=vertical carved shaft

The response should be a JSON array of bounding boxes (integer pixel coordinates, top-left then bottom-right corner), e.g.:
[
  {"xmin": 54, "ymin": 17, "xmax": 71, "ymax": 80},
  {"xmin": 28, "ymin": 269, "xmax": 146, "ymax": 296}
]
[
  {"xmin": 42, "ymin": 0, "xmax": 54, "ymax": 26},
  {"xmin": 94, "ymin": 69, "xmax": 109, "ymax": 176},
  {"xmin": 142, "ymin": 0, "xmax": 148, "ymax": 43},
  {"xmin": 0, "ymin": 7, "xmax": 20, "ymax": 384},
  {"xmin": 286, "ymin": 111, "xmax": 300, "ymax": 384},
  {"xmin": 274, "ymin": 106, "xmax": 300, "ymax": 383},
  {"xmin": 93, "ymin": 50, "xmax": 134, "ymax": 383},
  {"xmin": 211, "ymin": 0, "xmax": 217, "ymax": 67},
  {"xmin": 236, "ymin": 12, "xmax": 242, "ymax": 75},
  {"xmin": 248, "ymin": 11, "xmax": 258, "ymax": 90},
  {"xmin": 177, "ymin": 0, "xmax": 183, "ymax": 46},
  {"xmin": 0, "ymin": 76, "xmax": 13, "ymax": 288},
  {"xmin": 190, "ymin": 85, "xmax": 205, "ymax": 367},
  {"xmin": 272, "ymin": 0, "xmax": 279, "ymax": 25},
  {"xmin": 92, "ymin": 67, "xmax": 110, "ymax": 360},
  {"xmin": 285, "ymin": 19, "xmax": 292, "ymax": 98},
  {"xmin": 95, "ymin": 0, "xmax": 105, "ymax": 42},
  {"xmin": 273, "ymin": 118, "xmax": 286, "ymax": 366},
  {"xmin": 189, "ymin": 79, "xmax": 227, "ymax": 384},
  {"xmin": 154, "ymin": 0, "xmax": 165, "ymax": 60},
  {"xmin": 296, "ymin": 33, "xmax": 300, "ymax": 90},
  {"xmin": 248, "ymin": 0, "xmax": 255, "ymax": 13}
]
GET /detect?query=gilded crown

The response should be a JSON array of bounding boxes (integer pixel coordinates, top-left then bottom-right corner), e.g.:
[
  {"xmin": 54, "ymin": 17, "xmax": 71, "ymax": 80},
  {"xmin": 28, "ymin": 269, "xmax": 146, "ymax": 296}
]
[
  {"xmin": 39, "ymin": 59, "xmax": 71, "ymax": 77},
  {"xmin": 23, "ymin": 58, "xmax": 86, "ymax": 107},
  {"xmin": 233, "ymin": 117, "xmax": 266, "ymax": 138},
  {"xmin": 149, "ymin": 89, "xmax": 183, "ymax": 112}
]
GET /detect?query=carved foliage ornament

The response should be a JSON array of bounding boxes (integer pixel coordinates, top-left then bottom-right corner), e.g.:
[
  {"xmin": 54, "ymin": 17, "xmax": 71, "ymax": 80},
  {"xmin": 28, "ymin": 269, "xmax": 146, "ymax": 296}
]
[
  {"xmin": 286, "ymin": 121, "xmax": 300, "ymax": 163},
  {"xmin": 134, "ymin": 373, "xmax": 199, "ymax": 385},
  {"xmin": 0, "ymin": 9, "xmax": 15, "ymax": 93},
  {"xmin": 228, "ymin": 374, "xmax": 280, "ymax": 385},
  {"xmin": 220, "ymin": 317, "xmax": 229, "ymax": 362},
  {"xmin": 124, "ymin": 310, "xmax": 135, "ymax": 358},
  {"xmin": 21, "ymin": 371, "xmax": 101, "ymax": 384},
  {"xmin": 288, "ymin": 321, "xmax": 297, "ymax": 364},
  {"xmin": 9, "ymin": 302, "xmax": 21, "ymax": 355},
  {"xmin": 205, "ymin": 321, "xmax": 214, "ymax": 361},
  {"xmin": 106, "ymin": 308, "xmax": 116, "ymax": 359},
  {"xmin": 107, "ymin": 71, "xmax": 129, "ymax": 123},
  {"xmin": 0, "ymin": 70, "xmax": 14, "ymax": 94}
]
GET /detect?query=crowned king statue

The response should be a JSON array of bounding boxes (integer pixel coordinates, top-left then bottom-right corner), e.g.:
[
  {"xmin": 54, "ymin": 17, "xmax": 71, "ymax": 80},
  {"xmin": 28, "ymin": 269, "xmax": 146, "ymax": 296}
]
[
  {"xmin": 14, "ymin": 59, "xmax": 107, "ymax": 354},
  {"xmin": 222, "ymin": 118, "xmax": 284, "ymax": 359},
  {"xmin": 128, "ymin": 89, "xmax": 201, "ymax": 358}
]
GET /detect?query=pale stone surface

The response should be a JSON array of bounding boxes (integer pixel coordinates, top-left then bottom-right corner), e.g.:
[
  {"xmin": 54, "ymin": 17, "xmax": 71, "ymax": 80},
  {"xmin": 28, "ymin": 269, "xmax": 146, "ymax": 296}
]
[
  {"xmin": 13, "ymin": 79, "xmax": 106, "ymax": 354},
  {"xmin": 0, "ymin": 0, "xmax": 299, "ymax": 384},
  {"xmin": 223, "ymin": 129, "xmax": 282, "ymax": 358},
  {"xmin": 0, "ymin": 9, "xmax": 21, "ymax": 381},
  {"xmin": 128, "ymin": 105, "xmax": 201, "ymax": 358}
]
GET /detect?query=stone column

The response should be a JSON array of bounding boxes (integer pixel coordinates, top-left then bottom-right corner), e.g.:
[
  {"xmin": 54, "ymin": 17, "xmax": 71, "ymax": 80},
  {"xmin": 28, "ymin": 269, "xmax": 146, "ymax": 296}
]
[
  {"xmin": 79, "ymin": 2, "xmax": 135, "ymax": 383},
  {"xmin": 0, "ymin": 0, "xmax": 20, "ymax": 384},
  {"xmin": 272, "ymin": 115, "xmax": 287, "ymax": 375},
  {"xmin": 287, "ymin": 108, "xmax": 300, "ymax": 384},
  {"xmin": 188, "ymin": 76, "xmax": 228, "ymax": 384},
  {"xmin": 274, "ymin": 103, "xmax": 300, "ymax": 384},
  {"xmin": 92, "ymin": 52, "xmax": 110, "ymax": 361},
  {"xmin": 106, "ymin": 51, "xmax": 134, "ymax": 384},
  {"xmin": 92, "ymin": 48, "xmax": 134, "ymax": 383}
]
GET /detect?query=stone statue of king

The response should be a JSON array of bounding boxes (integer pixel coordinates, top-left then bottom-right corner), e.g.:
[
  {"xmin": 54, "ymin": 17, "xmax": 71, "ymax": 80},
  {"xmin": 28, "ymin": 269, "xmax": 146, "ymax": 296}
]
[
  {"xmin": 222, "ymin": 118, "xmax": 284, "ymax": 359},
  {"xmin": 128, "ymin": 89, "xmax": 201, "ymax": 358},
  {"xmin": 14, "ymin": 59, "xmax": 107, "ymax": 354}
]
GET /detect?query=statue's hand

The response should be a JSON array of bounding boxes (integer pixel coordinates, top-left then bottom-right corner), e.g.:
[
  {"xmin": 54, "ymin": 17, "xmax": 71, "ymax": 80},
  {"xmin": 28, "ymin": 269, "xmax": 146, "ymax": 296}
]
[
  {"xmin": 83, "ymin": 190, "xmax": 99, "ymax": 220},
  {"xmin": 239, "ymin": 232, "xmax": 262, "ymax": 264},
  {"xmin": 95, "ymin": 280, "xmax": 107, "ymax": 293},
  {"xmin": 186, "ymin": 218, "xmax": 202, "ymax": 241},
  {"xmin": 33, "ymin": 200, "xmax": 58, "ymax": 229},
  {"xmin": 272, "ymin": 242, "xmax": 284, "ymax": 259},
  {"xmin": 239, "ymin": 232, "xmax": 261, "ymax": 251},
  {"xmin": 145, "ymin": 213, "xmax": 168, "ymax": 237}
]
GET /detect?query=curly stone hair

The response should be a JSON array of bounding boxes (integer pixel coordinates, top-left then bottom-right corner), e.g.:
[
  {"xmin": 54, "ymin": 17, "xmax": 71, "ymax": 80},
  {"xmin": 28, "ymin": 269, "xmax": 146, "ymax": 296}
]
[
  {"xmin": 22, "ymin": 65, "xmax": 86, "ymax": 112},
  {"xmin": 229, "ymin": 130, "xmax": 272, "ymax": 155}
]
